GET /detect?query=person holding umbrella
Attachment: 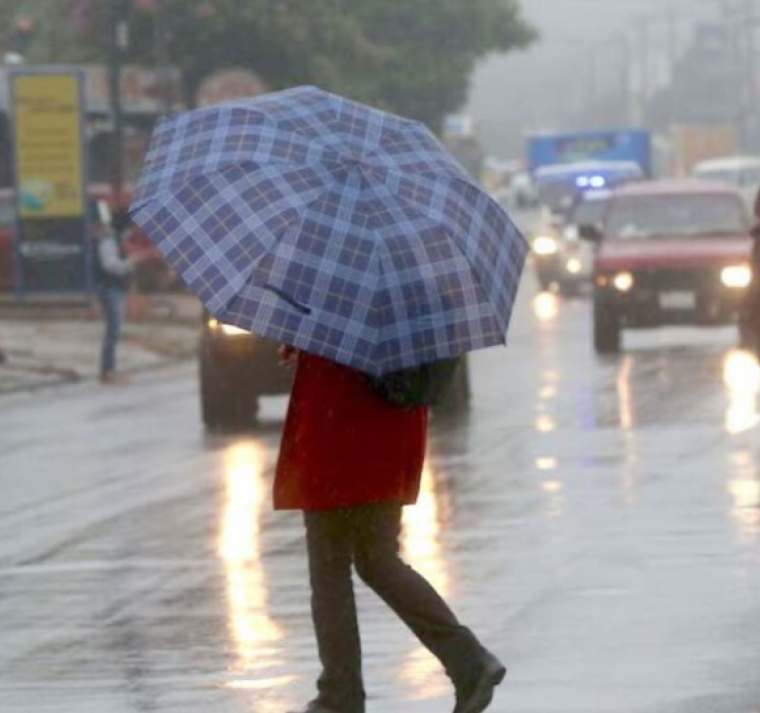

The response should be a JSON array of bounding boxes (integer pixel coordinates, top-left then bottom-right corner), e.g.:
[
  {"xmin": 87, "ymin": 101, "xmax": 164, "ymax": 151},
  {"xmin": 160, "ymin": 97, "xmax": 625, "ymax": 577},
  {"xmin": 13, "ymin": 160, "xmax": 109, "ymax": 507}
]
[{"xmin": 131, "ymin": 87, "xmax": 528, "ymax": 713}]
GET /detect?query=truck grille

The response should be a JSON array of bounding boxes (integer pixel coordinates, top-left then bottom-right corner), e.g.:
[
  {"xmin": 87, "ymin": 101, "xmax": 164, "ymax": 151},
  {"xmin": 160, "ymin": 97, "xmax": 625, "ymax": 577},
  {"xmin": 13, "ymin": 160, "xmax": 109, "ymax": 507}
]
[{"xmin": 632, "ymin": 268, "xmax": 715, "ymax": 291}]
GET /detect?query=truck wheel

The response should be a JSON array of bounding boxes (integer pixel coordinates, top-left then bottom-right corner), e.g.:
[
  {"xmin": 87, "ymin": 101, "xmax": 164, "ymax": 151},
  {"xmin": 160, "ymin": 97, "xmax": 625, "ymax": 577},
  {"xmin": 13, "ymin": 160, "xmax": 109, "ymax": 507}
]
[
  {"xmin": 594, "ymin": 301, "xmax": 621, "ymax": 354},
  {"xmin": 199, "ymin": 354, "xmax": 258, "ymax": 432}
]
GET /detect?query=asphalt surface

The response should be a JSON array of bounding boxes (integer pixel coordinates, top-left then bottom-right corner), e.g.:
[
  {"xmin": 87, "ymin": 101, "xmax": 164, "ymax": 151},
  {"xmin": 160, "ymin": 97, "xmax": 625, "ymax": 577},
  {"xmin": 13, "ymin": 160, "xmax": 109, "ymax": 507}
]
[{"xmin": 1, "ymin": 276, "xmax": 759, "ymax": 713}]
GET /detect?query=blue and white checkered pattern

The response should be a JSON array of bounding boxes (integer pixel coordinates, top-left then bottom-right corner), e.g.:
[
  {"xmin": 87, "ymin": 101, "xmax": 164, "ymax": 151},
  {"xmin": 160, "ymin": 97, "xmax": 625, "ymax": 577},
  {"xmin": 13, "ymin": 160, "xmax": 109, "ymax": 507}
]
[{"xmin": 131, "ymin": 86, "xmax": 528, "ymax": 375}]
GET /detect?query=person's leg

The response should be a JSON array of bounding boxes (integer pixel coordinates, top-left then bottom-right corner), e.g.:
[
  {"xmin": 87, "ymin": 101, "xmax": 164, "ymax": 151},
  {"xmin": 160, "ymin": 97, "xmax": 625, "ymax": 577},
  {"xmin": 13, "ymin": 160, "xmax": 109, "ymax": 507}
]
[
  {"xmin": 99, "ymin": 287, "xmax": 124, "ymax": 379},
  {"xmin": 351, "ymin": 502, "xmax": 495, "ymax": 689},
  {"xmin": 302, "ymin": 509, "xmax": 365, "ymax": 713}
]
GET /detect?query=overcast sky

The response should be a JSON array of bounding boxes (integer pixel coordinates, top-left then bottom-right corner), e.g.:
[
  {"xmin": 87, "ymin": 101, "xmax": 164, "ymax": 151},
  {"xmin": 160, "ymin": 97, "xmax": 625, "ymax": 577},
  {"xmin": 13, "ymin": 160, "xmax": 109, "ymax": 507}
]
[{"xmin": 467, "ymin": 0, "xmax": 724, "ymax": 158}]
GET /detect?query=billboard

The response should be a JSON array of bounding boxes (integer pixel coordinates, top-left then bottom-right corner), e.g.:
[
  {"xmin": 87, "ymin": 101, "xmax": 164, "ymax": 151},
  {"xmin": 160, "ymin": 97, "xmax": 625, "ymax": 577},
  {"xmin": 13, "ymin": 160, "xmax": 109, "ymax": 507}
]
[{"xmin": 9, "ymin": 69, "xmax": 90, "ymax": 296}]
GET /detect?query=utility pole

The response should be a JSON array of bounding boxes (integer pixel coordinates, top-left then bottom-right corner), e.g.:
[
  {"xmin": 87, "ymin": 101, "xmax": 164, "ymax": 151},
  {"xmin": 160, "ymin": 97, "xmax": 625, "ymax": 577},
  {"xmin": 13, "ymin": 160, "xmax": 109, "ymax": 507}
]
[
  {"xmin": 742, "ymin": 0, "xmax": 758, "ymax": 149},
  {"xmin": 107, "ymin": 0, "xmax": 131, "ymax": 206},
  {"xmin": 620, "ymin": 35, "xmax": 633, "ymax": 126},
  {"xmin": 587, "ymin": 46, "xmax": 598, "ymax": 116},
  {"xmin": 667, "ymin": 2, "xmax": 680, "ymax": 128},
  {"xmin": 637, "ymin": 16, "xmax": 651, "ymax": 126},
  {"xmin": 153, "ymin": 0, "xmax": 171, "ymax": 117}
]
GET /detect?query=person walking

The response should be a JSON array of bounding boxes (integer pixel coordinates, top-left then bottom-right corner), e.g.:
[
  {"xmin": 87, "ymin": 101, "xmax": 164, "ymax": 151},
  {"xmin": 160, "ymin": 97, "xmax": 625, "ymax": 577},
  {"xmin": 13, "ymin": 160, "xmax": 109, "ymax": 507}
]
[
  {"xmin": 94, "ymin": 217, "xmax": 135, "ymax": 384},
  {"xmin": 130, "ymin": 87, "xmax": 528, "ymax": 711},
  {"xmin": 275, "ymin": 346, "xmax": 506, "ymax": 713}
]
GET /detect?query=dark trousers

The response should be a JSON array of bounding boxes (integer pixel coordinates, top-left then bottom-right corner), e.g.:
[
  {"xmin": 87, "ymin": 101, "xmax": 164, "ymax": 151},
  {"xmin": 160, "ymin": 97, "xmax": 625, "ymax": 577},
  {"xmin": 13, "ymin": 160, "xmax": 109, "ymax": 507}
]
[
  {"xmin": 98, "ymin": 286, "xmax": 125, "ymax": 376},
  {"xmin": 304, "ymin": 502, "xmax": 484, "ymax": 713}
]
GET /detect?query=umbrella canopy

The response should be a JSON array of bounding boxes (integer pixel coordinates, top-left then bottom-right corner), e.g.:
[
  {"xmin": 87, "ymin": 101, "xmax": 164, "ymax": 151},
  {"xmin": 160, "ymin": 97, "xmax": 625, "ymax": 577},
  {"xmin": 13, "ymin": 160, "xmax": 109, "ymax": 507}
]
[{"xmin": 130, "ymin": 86, "xmax": 528, "ymax": 375}]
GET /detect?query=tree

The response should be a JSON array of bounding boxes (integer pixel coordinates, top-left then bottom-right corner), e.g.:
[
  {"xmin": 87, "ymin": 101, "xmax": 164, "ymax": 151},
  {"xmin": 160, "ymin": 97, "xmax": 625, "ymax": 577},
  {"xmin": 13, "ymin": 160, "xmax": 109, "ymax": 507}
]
[{"xmin": 0, "ymin": 0, "xmax": 536, "ymax": 131}]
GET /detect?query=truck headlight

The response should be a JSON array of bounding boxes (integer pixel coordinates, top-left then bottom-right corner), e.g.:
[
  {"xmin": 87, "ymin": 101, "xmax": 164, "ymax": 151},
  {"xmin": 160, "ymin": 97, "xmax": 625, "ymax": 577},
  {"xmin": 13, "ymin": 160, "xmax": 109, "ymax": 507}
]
[
  {"xmin": 533, "ymin": 236, "xmax": 558, "ymax": 256},
  {"xmin": 208, "ymin": 318, "xmax": 249, "ymax": 336},
  {"xmin": 613, "ymin": 271, "xmax": 634, "ymax": 292},
  {"xmin": 721, "ymin": 264, "xmax": 752, "ymax": 289}
]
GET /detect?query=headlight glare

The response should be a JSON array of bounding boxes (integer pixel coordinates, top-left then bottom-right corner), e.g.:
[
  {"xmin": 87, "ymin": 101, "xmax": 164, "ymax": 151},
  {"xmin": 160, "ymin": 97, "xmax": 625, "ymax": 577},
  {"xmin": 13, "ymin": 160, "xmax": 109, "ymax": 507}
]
[
  {"xmin": 613, "ymin": 271, "xmax": 634, "ymax": 292},
  {"xmin": 533, "ymin": 236, "xmax": 559, "ymax": 256},
  {"xmin": 721, "ymin": 264, "xmax": 752, "ymax": 289},
  {"xmin": 208, "ymin": 318, "xmax": 249, "ymax": 336}
]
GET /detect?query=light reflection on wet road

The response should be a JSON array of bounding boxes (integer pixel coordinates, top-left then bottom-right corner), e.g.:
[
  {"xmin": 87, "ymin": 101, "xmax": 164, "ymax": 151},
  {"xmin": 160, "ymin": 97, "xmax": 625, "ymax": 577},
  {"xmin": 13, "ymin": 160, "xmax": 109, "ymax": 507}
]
[{"xmin": 1, "ymin": 278, "xmax": 759, "ymax": 712}]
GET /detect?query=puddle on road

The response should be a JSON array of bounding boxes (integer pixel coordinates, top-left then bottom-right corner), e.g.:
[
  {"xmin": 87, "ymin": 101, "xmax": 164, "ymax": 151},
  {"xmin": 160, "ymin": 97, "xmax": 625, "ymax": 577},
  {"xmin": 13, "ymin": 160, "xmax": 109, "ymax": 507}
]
[
  {"xmin": 399, "ymin": 462, "xmax": 452, "ymax": 698},
  {"xmin": 218, "ymin": 441, "xmax": 292, "ymax": 689},
  {"xmin": 726, "ymin": 451, "xmax": 760, "ymax": 542},
  {"xmin": 723, "ymin": 350, "xmax": 760, "ymax": 435},
  {"xmin": 533, "ymin": 292, "xmax": 559, "ymax": 323}
]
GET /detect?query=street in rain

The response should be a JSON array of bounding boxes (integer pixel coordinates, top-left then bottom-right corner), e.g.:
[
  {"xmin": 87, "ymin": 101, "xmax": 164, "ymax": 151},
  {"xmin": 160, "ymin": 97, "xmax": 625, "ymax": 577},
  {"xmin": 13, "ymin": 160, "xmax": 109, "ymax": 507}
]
[{"xmin": 2, "ymin": 1, "xmax": 760, "ymax": 713}]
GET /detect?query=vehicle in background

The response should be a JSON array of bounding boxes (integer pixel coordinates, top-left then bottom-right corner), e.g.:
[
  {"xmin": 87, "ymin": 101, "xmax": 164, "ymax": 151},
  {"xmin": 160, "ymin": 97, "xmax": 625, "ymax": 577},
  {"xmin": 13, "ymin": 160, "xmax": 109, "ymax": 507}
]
[
  {"xmin": 691, "ymin": 156, "xmax": 760, "ymax": 211},
  {"xmin": 199, "ymin": 316, "xmax": 472, "ymax": 431},
  {"xmin": 0, "ymin": 188, "xmax": 113, "ymax": 293},
  {"xmin": 530, "ymin": 162, "xmax": 643, "ymax": 291},
  {"xmin": 580, "ymin": 180, "xmax": 753, "ymax": 353},
  {"xmin": 671, "ymin": 124, "xmax": 738, "ymax": 177},
  {"xmin": 534, "ymin": 160, "xmax": 644, "ymax": 219},
  {"xmin": 528, "ymin": 129, "xmax": 653, "ymax": 178},
  {"xmin": 442, "ymin": 113, "xmax": 484, "ymax": 184},
  {"xmin": 199, "ymin": 313, "xmax": 293, "ymax": 430},
  {"xmin": 0, "ymin": 195, "xmax": 14, "ymax": 291},
  {"xmin": 502, "ymin": 171, "xmax": 538, "ymax": 211},
  {"xmin": 553, "ymin": 189, "xmax": 612, "ymax": 296}
]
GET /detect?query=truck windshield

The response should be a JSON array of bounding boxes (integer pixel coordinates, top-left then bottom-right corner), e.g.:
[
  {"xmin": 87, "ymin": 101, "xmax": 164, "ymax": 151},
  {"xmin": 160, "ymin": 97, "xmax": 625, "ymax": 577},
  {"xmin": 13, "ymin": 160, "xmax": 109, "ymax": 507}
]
[
  {"xmin": 606, "ymin": 195, "xmax": 749, "ymax": 239},
  {"xmin": 536, "ymin": 182, "xmax": 577, "ymax": 214}
]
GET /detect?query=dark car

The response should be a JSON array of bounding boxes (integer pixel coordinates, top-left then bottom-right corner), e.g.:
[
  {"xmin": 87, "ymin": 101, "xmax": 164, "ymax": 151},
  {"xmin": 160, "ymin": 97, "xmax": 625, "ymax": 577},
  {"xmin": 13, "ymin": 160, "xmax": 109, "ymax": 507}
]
[
  {"xmin": 581, "ymin": 180, "xmax": 753, "ymax": 353},
  {"xmin": 199, "ymin": 314, "xmax": 471, "ymax": 431},
  {"xmin": 199, "ymin": 314, "xmax": 293, "ymax": 430}
]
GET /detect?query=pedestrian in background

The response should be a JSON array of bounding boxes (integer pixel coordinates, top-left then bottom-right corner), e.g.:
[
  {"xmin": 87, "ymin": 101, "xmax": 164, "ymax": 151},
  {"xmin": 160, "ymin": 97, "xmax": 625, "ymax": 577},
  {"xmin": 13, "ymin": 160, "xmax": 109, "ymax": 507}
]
[
  {"xmin": 94, "ymin": 214, "xmax": 136, "ymax": 384},
  {"xmin": 740, "ymin": 188, "xmax": 760, "ymax": 356},
  {"xmin": 276, "ymin": 346, "xmax": 506, "ymax": 713}
]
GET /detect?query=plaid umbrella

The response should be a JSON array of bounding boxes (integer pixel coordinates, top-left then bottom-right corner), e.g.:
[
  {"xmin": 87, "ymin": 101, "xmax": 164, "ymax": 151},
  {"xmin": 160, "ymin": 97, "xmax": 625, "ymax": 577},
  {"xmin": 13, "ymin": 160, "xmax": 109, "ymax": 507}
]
[{"xmin": 130, "ymin": 86, "xmax": 528, "ymax": 375}]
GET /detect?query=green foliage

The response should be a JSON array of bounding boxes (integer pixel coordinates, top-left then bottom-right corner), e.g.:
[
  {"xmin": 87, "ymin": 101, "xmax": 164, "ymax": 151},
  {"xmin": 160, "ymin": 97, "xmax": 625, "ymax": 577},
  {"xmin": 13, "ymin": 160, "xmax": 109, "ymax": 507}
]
[{"xmin": 0, "ymin": 0, "xmax": 536, "ymax": 129}]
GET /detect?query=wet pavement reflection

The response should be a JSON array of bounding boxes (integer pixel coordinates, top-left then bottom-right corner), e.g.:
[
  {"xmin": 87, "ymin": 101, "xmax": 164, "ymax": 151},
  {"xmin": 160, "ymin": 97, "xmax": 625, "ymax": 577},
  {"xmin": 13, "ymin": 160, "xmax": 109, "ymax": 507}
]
[{"xmin": 2, "ymin": 277, "xmax": 760, "ymax": 712}]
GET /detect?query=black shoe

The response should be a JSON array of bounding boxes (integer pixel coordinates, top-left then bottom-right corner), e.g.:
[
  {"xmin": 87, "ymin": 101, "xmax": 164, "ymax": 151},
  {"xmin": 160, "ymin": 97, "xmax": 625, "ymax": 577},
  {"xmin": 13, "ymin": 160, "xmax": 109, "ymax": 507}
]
[
  {"xmin": 288, "ymin": 701, "xmax": 363, "ymax": 713},
  {"xmin": 453, "ymin": 651, "xmax": 507, "ymax": 713}
]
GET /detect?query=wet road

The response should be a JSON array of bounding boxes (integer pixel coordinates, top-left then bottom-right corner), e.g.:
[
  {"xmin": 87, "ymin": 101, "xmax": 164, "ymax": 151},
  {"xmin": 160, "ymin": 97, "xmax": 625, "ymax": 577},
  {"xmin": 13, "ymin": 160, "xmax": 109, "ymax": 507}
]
[{"xmin": 1, "ymin": 279, "xmax": 760, "ymax": 713}]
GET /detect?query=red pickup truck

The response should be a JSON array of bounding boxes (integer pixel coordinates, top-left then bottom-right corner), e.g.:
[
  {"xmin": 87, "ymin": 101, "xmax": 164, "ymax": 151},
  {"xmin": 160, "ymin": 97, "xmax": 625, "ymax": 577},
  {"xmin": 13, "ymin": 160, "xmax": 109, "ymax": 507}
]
[{"xmin": 580, "ymin": 180, "xmax": 753, "ymax": 353}]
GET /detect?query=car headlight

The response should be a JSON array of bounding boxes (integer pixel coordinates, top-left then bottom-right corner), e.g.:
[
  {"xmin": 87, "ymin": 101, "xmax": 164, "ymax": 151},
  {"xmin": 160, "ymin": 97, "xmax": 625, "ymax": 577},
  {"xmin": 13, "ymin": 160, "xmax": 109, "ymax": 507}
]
[
  {"xmin": 533, "ymin": 236, "xmax": 559, "ymax": 256},
  {"xmin": 566, "ymin": 258, "xmax": 582, "ymax": 275},
  {"xmin": 208, "ymin": 318, "xmax": 249, "ymax": 336},
  {"xmin": 721, "ymin": 264, "xmax": 752, "ymax": 289},
  {"xmin": 613, "ymin": 271, "xmax": 634, "ymax": 292}
]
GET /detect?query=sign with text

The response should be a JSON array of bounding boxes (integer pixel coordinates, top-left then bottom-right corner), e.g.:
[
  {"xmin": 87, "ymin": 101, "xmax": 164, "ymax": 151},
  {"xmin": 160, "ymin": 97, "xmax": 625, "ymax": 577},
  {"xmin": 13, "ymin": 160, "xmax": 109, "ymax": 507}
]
[{"xmin": 10, "ymin": 69, "xmax": 90, "ymax": 295}]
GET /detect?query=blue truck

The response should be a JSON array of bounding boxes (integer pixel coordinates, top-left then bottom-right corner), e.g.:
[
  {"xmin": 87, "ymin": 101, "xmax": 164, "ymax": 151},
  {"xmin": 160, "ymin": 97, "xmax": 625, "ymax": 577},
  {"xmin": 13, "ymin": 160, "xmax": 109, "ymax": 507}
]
[{"xmin": 528, "ymin": 129, "xmax": 652, "ymax": 178}]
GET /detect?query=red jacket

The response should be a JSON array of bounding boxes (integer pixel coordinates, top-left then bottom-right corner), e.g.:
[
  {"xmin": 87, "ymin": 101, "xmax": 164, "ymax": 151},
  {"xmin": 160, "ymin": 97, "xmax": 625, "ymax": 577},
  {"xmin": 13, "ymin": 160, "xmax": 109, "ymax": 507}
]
[{"xmin": 274, "ymin": 353, "xmax": 428, "ymax": 511}]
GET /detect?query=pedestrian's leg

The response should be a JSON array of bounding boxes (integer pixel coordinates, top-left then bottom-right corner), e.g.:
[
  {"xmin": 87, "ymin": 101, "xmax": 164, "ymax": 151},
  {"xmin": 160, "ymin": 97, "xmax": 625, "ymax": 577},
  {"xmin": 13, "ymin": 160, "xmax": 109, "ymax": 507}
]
[
  {"xmin": 352, "ymin": 502, "xmax": 489, "ymax": 686},
  {"xmin": 98, "ymin": 289, "xmax": 115, "ymax": 377},
  {"xmin": 303, "ymin": 509, "xmax": 365, "ymax": 713},
  {"xmin": 99, "ymin": 287, "xmax": 124, "ymax": 379}
]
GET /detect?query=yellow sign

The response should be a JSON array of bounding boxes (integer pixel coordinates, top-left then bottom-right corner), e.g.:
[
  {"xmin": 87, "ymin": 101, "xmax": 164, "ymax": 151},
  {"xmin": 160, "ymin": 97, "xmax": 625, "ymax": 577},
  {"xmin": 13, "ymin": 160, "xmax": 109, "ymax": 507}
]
[{"xmin": 12, "ymin": 73, "xmax": 86, "ymax": 218}]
